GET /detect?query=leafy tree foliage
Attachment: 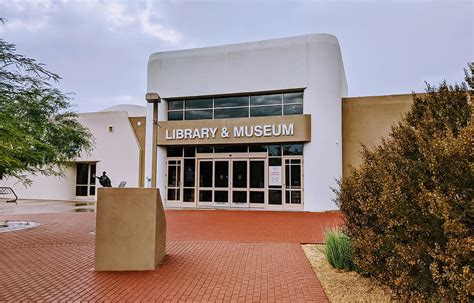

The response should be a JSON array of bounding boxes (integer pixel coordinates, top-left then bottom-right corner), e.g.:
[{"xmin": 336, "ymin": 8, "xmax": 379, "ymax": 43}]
[
  {"xmin": 334, "ymin": 75, "xmax": 472, "ymax": 301},
  {"xmin": 0, "ymin": 20, "xmax": 93, "ymax": 184}
]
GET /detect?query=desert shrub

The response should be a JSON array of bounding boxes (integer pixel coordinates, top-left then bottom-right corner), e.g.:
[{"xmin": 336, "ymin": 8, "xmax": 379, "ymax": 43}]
[
  {"xmin": 324, "ymin": 229, "xmax": 355, "ymax": 271},
  {"xmin": 334, "ymin": 80, "xmax": 473, "ymax": 302}
]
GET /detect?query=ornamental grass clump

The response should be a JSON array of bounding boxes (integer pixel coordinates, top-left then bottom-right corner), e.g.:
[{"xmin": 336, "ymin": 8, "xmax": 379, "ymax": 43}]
[
  {"xmin": 333, "ymin": 65, "xmax": 473, "ymax": 302},
  {"xmin": 324, "ymin": 230, "xmax": 355, "ymax": 271}
]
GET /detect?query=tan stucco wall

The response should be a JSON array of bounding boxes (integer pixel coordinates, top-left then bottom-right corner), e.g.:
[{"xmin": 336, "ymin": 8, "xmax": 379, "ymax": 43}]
[
  {"xmin": 342, "ymin": 94, "xmax": 415, "ymax": 177},
  {"xmin": 95, "ymin": 188, "xmax": 166, "ymax": 271}
]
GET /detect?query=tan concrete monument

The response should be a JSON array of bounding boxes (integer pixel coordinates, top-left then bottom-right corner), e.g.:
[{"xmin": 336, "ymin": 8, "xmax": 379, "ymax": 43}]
[{"xmin": 95, "ymin": 188, "xmax": 166, "ymax": 271}]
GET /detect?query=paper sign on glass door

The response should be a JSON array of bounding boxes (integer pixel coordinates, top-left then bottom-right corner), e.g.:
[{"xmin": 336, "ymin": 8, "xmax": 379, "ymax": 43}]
[{"xmin": 269, "ymin": 166, "xmax": 282, "ymax": 186}]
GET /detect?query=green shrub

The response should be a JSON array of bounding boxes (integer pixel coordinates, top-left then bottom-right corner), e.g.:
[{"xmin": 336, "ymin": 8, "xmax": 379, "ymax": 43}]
[
  {"xmin": 324, "ymin": 230, "xmax": 356, "ymax": 271},
  {"xmin": 334, "ymin": 79, "xmax": 473, "ymax": 302}
]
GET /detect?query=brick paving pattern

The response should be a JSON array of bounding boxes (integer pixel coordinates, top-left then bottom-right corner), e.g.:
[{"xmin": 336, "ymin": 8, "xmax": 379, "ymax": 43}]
[{"xmin": 0, "ymin": 210, "xmax": 342, "ymax": 302}]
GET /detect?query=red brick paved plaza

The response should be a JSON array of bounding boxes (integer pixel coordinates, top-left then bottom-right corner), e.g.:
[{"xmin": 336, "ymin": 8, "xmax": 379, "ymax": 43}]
[{"xmin": 0, "ymin": 210, "xmax": 342, "ymax": 302}]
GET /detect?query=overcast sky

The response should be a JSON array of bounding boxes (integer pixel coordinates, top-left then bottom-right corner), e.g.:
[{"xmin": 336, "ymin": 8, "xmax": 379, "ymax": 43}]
[{"xmin": 1, "ymin": 0, "xmax": 472, "ymax": 112}]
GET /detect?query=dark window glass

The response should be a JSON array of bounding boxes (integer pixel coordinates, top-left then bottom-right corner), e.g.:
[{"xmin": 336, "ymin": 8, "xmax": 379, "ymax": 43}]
[
  {"xmin": 185, "ymin": 110, "xmax": 213, "ymax": 120},
  {"xmin": 214, "ymin": 107, "xmax": 248, "ymax": 119},
  {"xmin": 89, "ymin": 186, "xmax": 96, "ymax": 196},
  {"xmin": 283, "ymin": 144, "xmax": 303, "ymax": 155},
  {"xmin": 184, "ymin": 147, "xmax": 196, "ymax": 157},
  {"xmin": 283, "ymin": 92, "xmax": 303, "ymax": 104},
  {"xmin": 214, "ymin": 146, "xmax": 248, "ymax": 153},
  {"xmin": 168, "ymin": 100, "xmax": 183, "ymax": 110},
  {"xmin": 76, "ymin": 186, "xmax": 88, "ymax": 196},
  {"xmin": 291, "ymin": 165, "xmax": 301, "ymax": 187},
  {"xmin": 89, "ymin": 164, "xmax": 96, "ymax": 184},
  {"xmin": 249, "ymin": 145, "xmax": 267, "ymax": 153},
  {"xmin": 268, "ymin": 145, "xmax": 281, "ymax": 156},
  {"xmin": 76, "ymin": 163, "xmax": 88, "ymax": 185},
  {"xmin": 291, "ymin": 191, "xmax": 302, "ymax": 204},
  {"xmin": 285, "ymin": 190, "xmax": 290, "ymax": 204},
  {"xmin": 168, "ymin": 111, "xmax": 183, "ymax": 120},
  {"xmin": 167, "ymin": 189, "xmax": 180, "ymax": 201},
  {"xmin": 214, "ymin": 161, "xmax": 229, "ymax": 187},
  {"xmin": 185, "ymin": 98, "xmax": 213, "ymax": 109},
  {"xmin": 283, "ymin": 104, "xmax": 303, "ymax": 115},
  {"xmin": 232, "ymin": 161, "xmax": 247, "ymax": 188},
  {"xmin": 285, "ymin": 164, "xmax": 290, "ymax": 188},
  {"xmin": 249, "ymin": 161, "xmax": 264, "ymax": 188},
  {"xmin": 167, "ymin": 147, "xmax": 183, "ymax": 157},
  {"xmin": 215, "ymin": 191, "xmax": 228, "ymax": 203},
  {"xmin": 233, "ymin": 191, "xmax": 247, "ymax": 203},
  {"xmin": 251, "ymin": 94, "xmax": 282, "ymax": 106},
  {"xmin": 269, "ymin": 190, "xmax": 282, "ymax": 205},
  {"xmin": 199, "ymin": 161, "xmax": 213, "ymax": 187},
  {"xmin": 214, "ymin": 96, "xmax": 248, "ymax": 108},
  {"xmin": 269, "ymin": 158, "xmax": 281, "ymax": 166},
  {"xmin": 199, "ymin": 190, "xmax": 212, "ymax": 202},
  {"xmin": 197, "ymin": 146, "xmax": 213, "ymax": 153},
  {"xmin": 249, "ymin": 191, "xmax": 264, "ymax": 204},
  {"xmin": 183, "ymin": 159, "xmax": 195, "ymax": 187},
  {"xmin": 167, "ymin": 165, "xmax": 179, "ymax": 187},
  {"xmin": 250, "ymin": 106, "xmax": 282, "ymax": 117},
  {"xmin": 183, "ymin": 189, "xmax": 195, "ymax": 202}
]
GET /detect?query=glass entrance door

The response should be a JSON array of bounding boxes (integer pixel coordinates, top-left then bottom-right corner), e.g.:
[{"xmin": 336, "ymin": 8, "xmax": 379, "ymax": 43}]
[
  {"xmin": 231, "ymin": 160, "xmax": 248, "ymax": 206},
  {"xmin": 284, "ymin": 158, "xmax": 303, "ymax": 206},
  {"xmin": 214, "ymin": 160, "xmax": 229, "ymax": 204}
]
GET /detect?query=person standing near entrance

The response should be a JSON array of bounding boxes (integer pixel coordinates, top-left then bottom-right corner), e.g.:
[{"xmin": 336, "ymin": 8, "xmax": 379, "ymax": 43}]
[{"xmin": 97, "ymin": 171, "xmax": 112, "ymax": 187}]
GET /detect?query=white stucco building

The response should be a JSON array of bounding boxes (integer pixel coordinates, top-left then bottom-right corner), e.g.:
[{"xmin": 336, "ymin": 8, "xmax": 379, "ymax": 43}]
[
  {"xmin": 145, "ymin": 33, "xmax": 347, "ymax": 211},
  {"xmin": 1, "ymin": 105, "xmax": 146, "ymax": 201}
]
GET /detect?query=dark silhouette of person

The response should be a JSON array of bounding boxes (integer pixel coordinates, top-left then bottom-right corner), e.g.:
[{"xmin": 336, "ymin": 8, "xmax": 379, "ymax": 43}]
[{"xmin": 97, "ymin": 171, "xmax": 112, "ymax": 187}]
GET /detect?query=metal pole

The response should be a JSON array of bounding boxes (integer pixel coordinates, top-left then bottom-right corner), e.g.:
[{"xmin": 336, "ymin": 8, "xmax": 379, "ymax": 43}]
[{"xmin": 151, "ymin": 101, "xmax": 158, "ymax": 188}]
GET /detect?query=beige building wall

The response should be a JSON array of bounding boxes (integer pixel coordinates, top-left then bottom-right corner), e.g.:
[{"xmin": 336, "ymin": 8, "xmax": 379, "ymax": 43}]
[{"xmin": 342, "ymin": 94, "xmax": 414, "ymax": 177}]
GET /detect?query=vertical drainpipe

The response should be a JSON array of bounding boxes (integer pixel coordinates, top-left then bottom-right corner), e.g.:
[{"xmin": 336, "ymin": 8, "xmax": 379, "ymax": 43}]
[{"xmin": 145, "ymin": 93, "xmax": 161, "ymax": 188}]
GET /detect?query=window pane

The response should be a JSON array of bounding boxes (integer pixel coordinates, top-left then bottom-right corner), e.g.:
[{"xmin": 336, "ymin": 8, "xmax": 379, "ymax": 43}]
[
  {"xmin": 167, "ymin": 147, "xmax": 183, "ymax": 157},
  {"xmin": 268, "ymin": 145, "xmax": 282, "ymax": 156},
  {"xmin": 251, "ymin": 94, "xmax": 282, "ymax": 106},
  {"xmin": 233, "ymin": 191, "xmax": 247, "ymax": 203},
  {"xmin": 76, "ymin": 163, "xmax": 88, "ymax": 185},
  {"xmin": 197, "ymin": 146, "xmax": 213, "ymax": 153},
  {"xmin": 269, "ymin": 190, "xmax": 282, "ymax": 205},
  {"xmin": 250, "ymin": 106, "xmax": 282, "ymax": 117},
  {"xmin": 250, "ymin": 191, "xmax": 264, "ymax": 204},
  {"xmin": 183, "ymin": 189, "xmax": 195, "ymax": 202},
  {"xmin": 168, "ymin": 111, "xmax": 183, "ymax": 121},
  {"xmin": 214, "ymin": 161, "xmax": 229, "ymax": 187},
  {"xmin": 291, "ymin": 191, "xmax": 302, "ymax": 204},
  {"xmin": 215, "ymin": 191, "xmax": 228, "ymax": 203},
  {"xmin": 185, "ymin": 98, "xmax": 213, "ymax": 109},
  {"xmin": 185, "ymin": 110, "xmax": 213, "ymax": 120},
  {"xmin": 232, "ymin": 161, "xmax": 247, "ymax": 188},
  {"xmin": 283, "ymin": 144, "xmax": 303, "ymax": 155},
  {"xmin": 89, "ymin": 186, "xmax": 96, "ymax": 196},
  {"xmin": 199, "ymin": 190, "xmax": 212, "ymax": 202},
  {"xmin": 214, "ymin": 146, "xmax": 248, "ymax": 153},
  {"xmin": 269, "ymin": 158, "xmax": 282, "ymax": 166},
  {"xmin": 76, "ymin": 186, "xmax": 88, "ymax": 196},
  {"xmin": 89, "ymin": 164, "xmax": 96, "ymax": 184},
  {"xmin": 214, "ymin": 96, "xmax": 248, "ymax": 108},
  {"xmin": 283, "ymin": 92, "xmax": 303, "ymax": 104},
  {"xmin": 199, "ymin": 161, "xmax": 213, "ymax": 187},
  {"xmin": 168, "ymin": 100, "xmax": 183, "ymax": 110},
  {"xmin": 291, "ymin": 164, "xmax": 301, "ymax": 187},
  {"xmin": 214, "ymin": 107, "xmax": 248, "ymax": 119},
  {"xmin": 183, "ymin": 159, "xmax": 195, "ymax": 187},
  {"xmin": 249, "ymin": 145, "xmax": 267, "ymax": 153},
  {"xmin": 283, "ymin": 104, "xmax": 303, "ymax": 115},
  {"xmin": 250, "ymin": 161, "xmax": 264, "ymax": 188},
  {"xmin": 167, "ymin": 166, "xmax": 178, "ymax": 187},
  {"xmin": 184, "ymin": 147, "xmax": 196, "ymax": 157}
]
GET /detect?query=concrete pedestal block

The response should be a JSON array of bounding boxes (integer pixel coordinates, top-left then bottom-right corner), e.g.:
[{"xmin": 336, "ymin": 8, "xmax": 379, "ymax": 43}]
[{"xmin": 94, "ymin": 188, "xmax": 166, "ymax": 271}]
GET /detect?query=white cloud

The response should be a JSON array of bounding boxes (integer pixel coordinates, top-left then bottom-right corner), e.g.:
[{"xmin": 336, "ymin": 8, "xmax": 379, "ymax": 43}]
[
  {"xmin": 104, "ymin": 2, "xmax": 135, "ymax": 28},
  {"xmin": 139, "ymin": 7, "xmax": 182, "ymax": 43}
]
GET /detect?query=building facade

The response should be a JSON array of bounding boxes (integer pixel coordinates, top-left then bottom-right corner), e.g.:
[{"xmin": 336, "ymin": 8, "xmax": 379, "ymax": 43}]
[{"xmin": 145, "ymin": 34, "xmax": 348, "ymax": 211}]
